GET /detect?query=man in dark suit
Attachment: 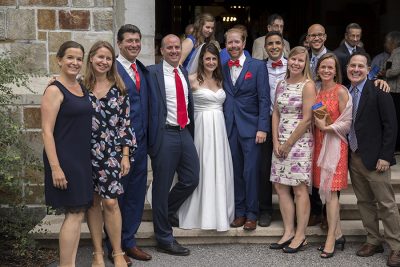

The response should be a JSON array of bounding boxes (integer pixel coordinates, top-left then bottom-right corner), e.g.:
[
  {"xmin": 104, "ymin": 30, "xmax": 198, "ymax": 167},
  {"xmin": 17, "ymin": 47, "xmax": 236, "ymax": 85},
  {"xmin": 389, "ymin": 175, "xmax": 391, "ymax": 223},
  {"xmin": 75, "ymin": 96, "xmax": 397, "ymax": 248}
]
[
  {"xmin": 347, "ymin": 51, "xmax": 400, "ymax": 267},
  {"xmin": 147, "ymin": 34, "xmax": 199, "ymax": 256},
  {"xmin": 105, "ymin": 24, "xmax": 151, "ymax": 265},
  {"xmin": 223, "ymin": 28, "xmax": 270, "ymax": 231},
  {"xmin": 334, "ymin": 23, "xmax": 366, "ymax": 86}
]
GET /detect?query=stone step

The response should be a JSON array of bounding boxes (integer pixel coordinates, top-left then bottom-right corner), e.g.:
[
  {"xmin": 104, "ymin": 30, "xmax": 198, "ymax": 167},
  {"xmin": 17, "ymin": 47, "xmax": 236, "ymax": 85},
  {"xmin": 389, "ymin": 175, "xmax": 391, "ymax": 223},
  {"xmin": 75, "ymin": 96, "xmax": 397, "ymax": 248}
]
[{"xmin": 32, "ymin": 215, "xmax": 382, "ymax": 247}]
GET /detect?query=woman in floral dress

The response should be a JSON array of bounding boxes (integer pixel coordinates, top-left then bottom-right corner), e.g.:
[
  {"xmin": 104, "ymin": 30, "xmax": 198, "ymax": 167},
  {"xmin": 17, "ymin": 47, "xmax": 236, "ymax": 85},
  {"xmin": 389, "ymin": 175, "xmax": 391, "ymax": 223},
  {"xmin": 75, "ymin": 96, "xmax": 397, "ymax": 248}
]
[
  {"xmin": 85, "ymin": 41, "xmax": 136, "ymax": 267},
  {"xmin": 270, "ymin": 46, "xmax": 316, "ymax": 253}
]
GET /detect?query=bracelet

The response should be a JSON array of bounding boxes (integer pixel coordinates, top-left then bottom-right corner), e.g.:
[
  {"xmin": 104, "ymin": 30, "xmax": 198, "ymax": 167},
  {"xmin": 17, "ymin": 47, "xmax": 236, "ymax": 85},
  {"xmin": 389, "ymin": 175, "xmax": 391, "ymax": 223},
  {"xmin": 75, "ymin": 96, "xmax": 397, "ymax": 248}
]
[{"xmin": 123, "ymin": 154, "xmax": 129, "ymax": 157}]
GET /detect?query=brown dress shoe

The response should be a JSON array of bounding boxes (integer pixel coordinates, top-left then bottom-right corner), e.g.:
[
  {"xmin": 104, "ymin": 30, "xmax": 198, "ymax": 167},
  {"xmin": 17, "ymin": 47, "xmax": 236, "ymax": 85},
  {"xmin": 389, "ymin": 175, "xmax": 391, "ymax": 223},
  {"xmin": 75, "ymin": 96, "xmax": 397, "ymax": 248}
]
[
  {"xmin": 387, "ymin": 250, "xmax": 400, "ymax": 267},
  {"xmin": 356, "ymin": 243, "xmax": 384, "ymax": 257},
  {"xmin": 230, "ymin": 216, "xmax": 246, "ymax": 227},
  {"xmin": 125, "ymin": 246, "xmax": 152, "ymax": 261},
  {"xmin": 243, "ymin": 220, "xmax": 257, "ymax": 231},
  {"xmin": 107, "ymin": 253, "xmax": 132, "ymax": 266},
  {"xmin": 307, "ymin": 214, "xmax": 322, "ymax": 226}
]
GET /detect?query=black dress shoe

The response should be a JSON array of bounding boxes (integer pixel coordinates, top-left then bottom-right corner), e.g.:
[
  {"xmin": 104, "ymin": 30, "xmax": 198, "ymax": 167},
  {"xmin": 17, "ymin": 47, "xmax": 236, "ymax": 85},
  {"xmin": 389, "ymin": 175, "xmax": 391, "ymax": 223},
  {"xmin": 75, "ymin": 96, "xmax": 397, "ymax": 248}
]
[
  {"xmin": 258, "ymin": 213, "xmax": 272, "ymax": 227},
  {"xmin": 269, "ymin": 236, "xmax": 294, "ymax": 250},
  {"xmin": 157, "ymin": 240, "xmax": 190, "ymax": 256},
  {"xmin": 282, "ymin": 239, "xmax": 307, "ymax": 253},
  {"xmin": 168, "ymin": 215, "xmax": 179, "ymax": 227}
]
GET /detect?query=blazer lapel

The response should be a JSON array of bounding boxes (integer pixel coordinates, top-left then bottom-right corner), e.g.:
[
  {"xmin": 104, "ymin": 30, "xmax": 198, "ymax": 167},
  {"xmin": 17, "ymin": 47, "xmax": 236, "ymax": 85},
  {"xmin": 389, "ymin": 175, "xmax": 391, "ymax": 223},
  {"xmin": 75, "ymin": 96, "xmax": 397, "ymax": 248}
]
[
  {"xmin": 155, "ymin": 64, "xmax": 167, "ymax": 109},
  {"xmin": 234, "ymin": 58, "xmax": 250, "ymax": 90},
  {"xmin": 223, "ymin": 64, "xmax": 234, "ymax": 95}
]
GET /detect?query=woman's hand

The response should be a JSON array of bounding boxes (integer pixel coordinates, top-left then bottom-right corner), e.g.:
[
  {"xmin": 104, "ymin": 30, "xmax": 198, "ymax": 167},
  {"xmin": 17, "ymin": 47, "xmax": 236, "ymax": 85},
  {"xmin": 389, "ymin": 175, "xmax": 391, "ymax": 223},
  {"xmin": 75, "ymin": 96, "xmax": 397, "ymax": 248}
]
[
  {"xmin": 314, "ymin": 114, "xmax": 327, "ymax": 131},
  {"xmin": 273, "ymin": 142, "xmax": 281, "ymax": 158},
  {"xmin": 278, "ymin": 142, "xmax": 292, "ymax": 159},
  {"xmin": 121, "ymin": 155, "xmax": 130, "ymax": 176},
  {"xmin": 51, "ymin": 165, "xmax": 68, "ymax": 190}
]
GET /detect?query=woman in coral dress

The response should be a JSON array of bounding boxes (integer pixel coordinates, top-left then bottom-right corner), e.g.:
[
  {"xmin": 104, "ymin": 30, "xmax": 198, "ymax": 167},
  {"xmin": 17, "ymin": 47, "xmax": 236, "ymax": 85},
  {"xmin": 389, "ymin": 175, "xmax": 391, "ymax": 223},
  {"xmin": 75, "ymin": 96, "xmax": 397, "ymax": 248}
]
[{"xmin": 312, "ymin": 53, "xmax": 352, "ymax": 258}]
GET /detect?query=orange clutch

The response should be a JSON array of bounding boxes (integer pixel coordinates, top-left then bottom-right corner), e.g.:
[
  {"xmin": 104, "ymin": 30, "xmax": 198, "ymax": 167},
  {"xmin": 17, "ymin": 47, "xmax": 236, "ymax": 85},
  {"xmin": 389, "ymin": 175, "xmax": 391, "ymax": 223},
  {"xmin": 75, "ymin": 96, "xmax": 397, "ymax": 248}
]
[{"xmin": 312, "ymin": 102, "xmax": 333, "ymax": 125}]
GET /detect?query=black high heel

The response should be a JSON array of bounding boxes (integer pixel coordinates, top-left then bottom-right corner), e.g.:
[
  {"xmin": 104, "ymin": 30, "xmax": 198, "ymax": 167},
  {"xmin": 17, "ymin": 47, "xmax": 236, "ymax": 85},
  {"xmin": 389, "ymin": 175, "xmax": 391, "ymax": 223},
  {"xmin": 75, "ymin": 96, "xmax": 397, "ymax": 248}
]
[
  {"xmin": 282, "ymin": 239, "xmax": 307, "ymax": 253},
  {"xmin": 320, "ymin": 248, "xmax": 335, "ymax": 259},
  {"xmin": 317, "ymin": 235, "xmax": 346, "ymax": 251},
  {"xmin": 269, "ymin": 236, "xmax": 294, "ymax": 249}
]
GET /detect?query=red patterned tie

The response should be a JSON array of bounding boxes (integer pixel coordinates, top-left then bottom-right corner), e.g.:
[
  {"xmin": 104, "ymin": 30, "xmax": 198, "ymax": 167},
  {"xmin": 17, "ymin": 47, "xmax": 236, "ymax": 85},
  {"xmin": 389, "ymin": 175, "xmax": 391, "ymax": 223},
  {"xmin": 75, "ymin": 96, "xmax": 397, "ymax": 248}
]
[
  {"xmin": 228, "ymin": 59, "xmax": 240, "ymax": 68},
  {"xmin": 272, "ymin": 59, "xmax": 283, "ymax": 68},
  {"xmin": 173, "ymin": 68, "xmax": 188, "ymax": 128},
  {"xmin": 131, "ymin": 63, "xmax": 140, "ymax": 91}
]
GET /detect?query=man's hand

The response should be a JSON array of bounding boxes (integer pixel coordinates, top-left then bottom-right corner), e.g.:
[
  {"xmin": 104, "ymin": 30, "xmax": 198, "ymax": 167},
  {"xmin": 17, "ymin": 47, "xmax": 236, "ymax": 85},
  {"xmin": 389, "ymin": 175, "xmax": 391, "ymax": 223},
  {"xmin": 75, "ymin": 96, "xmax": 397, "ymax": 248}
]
[
  {"xmin": 255, "ymin": 131, "xmax": 267, "ymax": 144},
  {"xmin": 374, "ymin": 79, "xmax": 390, "ymax": 92},
  {"xmin": 376, "ymin": 159, "xmax": 390, "ymax": 172}
]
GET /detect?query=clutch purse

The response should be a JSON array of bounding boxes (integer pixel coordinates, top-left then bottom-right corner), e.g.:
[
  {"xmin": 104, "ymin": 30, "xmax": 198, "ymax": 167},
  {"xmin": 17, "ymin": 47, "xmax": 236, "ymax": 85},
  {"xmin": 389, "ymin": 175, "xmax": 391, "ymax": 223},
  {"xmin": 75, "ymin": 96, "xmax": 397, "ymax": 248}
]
[{"xmin": 312, "ymin": 102, "xmax": 333, "ymax": 125}]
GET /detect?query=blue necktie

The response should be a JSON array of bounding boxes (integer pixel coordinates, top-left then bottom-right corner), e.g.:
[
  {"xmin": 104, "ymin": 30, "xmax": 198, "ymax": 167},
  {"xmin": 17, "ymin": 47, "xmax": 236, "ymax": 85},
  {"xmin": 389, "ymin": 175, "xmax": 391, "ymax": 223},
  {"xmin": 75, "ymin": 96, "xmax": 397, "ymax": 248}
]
[{"xmin": 349, "ymin": 87, "xmax": 359, "ymax": 152}]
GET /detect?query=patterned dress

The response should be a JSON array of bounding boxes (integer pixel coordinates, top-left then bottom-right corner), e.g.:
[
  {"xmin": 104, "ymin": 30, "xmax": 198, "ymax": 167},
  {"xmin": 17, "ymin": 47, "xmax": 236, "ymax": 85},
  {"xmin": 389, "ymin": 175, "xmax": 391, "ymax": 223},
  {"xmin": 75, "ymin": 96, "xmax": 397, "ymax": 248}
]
[
  {"xmin": 270, "ymin": 80, "xmax": 314, "ymax": 186},
  {"xmin": 89, "ymin": 85, "xmax": 136, "ymax": 199},
  {"xmin": 312, "ymin": 84, "xmax": 348, "ymax": 191}
]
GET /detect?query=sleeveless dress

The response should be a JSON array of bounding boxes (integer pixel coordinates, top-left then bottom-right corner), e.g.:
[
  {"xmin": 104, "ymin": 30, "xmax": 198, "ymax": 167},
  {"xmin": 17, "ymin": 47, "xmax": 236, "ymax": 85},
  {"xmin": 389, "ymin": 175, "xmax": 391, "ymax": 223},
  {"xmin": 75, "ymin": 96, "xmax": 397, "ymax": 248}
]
[
  {"xmin": 89, "ymin": 85, "xmax": 136, "ymax": 199},
  {"xmin": 270, "ymin": 80, "xmax": 314, "ymax": 186},
  {"xmin": 182, "ymin": 34, "xmax": 196, "ymax": 69},
  {"xmin": 43, "ymin": 81, "xmax": 93, "ymax": 212},
  {"xmin": 178, "ymin": 88, "xmax": 235, "ymax": 231},
  {"xmin": 312, "ymin": 84, "xmax": 348, "ymax": 191}
]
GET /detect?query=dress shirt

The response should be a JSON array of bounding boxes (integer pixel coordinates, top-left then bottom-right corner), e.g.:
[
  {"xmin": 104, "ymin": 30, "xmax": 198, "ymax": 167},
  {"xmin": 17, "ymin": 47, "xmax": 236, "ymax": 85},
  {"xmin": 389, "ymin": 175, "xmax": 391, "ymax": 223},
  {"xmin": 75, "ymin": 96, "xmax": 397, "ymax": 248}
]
[
  {"xmin": 345, "ymin": 41, "xmax": 357, "ymax": 55},
  {"xmin": 350, "ymin": 78, "xmax": 367, "ymax": 111},
  {"xmin": 163, "ymin": 60, "xmax": 189, "ymax": 126},
  {"xmin": 230, "ymin": 53, "xmax": 246, "ymax": 85},
  {"xmin": 267, "ymin": 56, "xmax": 287, "ymax": 114},
  {"xmin": 117, "ymin": 54, "xmax": 138, "ymax": 85},
  {"xmin": 311, "ymin": 47, "xmax": 327, "ymax": 78}
]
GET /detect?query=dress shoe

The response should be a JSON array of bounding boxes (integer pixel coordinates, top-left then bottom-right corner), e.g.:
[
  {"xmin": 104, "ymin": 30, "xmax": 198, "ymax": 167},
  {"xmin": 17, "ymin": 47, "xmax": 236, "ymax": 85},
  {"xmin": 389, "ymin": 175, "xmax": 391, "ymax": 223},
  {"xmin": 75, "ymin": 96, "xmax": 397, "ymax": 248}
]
[
  {"xmin": 320, "ymin": 248, "xmax": 335, "ymax": 259},
  {"xmin": 258, "ymin": 213, "xmax": 272, "ymax": 227},
  {"xmin": 282, "ymin": 239, "xmax": 307, "ymax": 253},
  {"xmin": 307, "ymin": 214, "xmax": 322, "ymax": 226},
  {"xmin": 356, "ymin": 243, "xmax": 384, "ymax": 257},
  {"xmin": 269, "ymin": 236, "xmax": 294, "ymax": 250},
  {"xmin": 243, "ymin": 219, "xmax": 257, "ymax": 231},
  {"xmin": 230, "ymin": 216, "xmax": 246, "ymax": 228},
  {"xmin": 125, "ymin": 246, "xmax": 152, "ymax": 261},
  {"xmin": 157, "ymin": 240, "xmax": 190, "ymax": 256},
  {"xmin": 320, "ymin": 216, "xmax": 328, "ymax": 230},
  {"xmin": 387, "ymin": 250, "xmax": 400, "ymax": 267},
  {"xmin": 107, "ymin": 252, "xmax": 132, "ymax": 266},
  {"xmin": 169, "ymin": 215, "xmax": 179, "ymax": 227}
]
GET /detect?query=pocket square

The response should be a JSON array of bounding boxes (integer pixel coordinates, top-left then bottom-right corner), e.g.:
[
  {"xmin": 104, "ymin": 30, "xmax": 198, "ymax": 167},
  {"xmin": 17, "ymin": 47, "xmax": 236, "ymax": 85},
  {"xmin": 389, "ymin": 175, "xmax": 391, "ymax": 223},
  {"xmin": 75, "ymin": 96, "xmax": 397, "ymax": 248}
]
[{"xmin": 244, "ymin": 71, "xmax": 252, "ymax": 80}]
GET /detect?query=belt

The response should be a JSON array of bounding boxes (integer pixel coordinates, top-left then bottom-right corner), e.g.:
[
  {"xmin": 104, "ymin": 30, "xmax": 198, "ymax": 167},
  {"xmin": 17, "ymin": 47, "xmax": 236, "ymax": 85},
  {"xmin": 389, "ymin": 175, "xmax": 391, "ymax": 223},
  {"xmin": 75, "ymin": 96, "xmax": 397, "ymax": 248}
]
[{"xmin": 165, "ymin": 124, "xmax": 186, "ymax": 131}]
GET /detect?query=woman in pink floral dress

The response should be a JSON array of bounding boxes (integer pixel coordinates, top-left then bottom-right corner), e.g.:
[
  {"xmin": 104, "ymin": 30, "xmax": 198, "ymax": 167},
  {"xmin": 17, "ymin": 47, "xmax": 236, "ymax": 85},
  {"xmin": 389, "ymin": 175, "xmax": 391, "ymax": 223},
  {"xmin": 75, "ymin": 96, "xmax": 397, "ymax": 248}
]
[{"xmin": 269, "ymin": 46, "xmax": 316, "ymax": 253}]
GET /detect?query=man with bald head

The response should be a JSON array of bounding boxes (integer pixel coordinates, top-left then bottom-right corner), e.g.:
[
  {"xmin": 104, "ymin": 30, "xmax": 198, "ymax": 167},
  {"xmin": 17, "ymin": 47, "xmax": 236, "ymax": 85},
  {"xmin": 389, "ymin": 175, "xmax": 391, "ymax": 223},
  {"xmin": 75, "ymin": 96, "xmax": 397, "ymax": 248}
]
[
  {"xmin": 147, "ymin": 34, "xmax": 199, "ymax": 256},
  {"xmin": 307, "ymin": 24, "xmax": 330, "ymax": 79}
]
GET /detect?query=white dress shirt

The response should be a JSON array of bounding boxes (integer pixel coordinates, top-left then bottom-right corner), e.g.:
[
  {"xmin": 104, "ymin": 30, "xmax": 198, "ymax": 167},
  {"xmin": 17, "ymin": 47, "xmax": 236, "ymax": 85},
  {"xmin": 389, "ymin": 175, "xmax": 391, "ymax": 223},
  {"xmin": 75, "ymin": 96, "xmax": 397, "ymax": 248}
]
[
  {"xmin": 267, "ymin": 56, "xmax": 287, "ymax": 115},
  {"xmin": 117, "ymin": 54, "xmax": 138, "ymax": 85},
  {"xmin": 230, "ymin": 53, "xmax": 246, "ymax": 85},
  {"xmin": 345, "ymin": 41, "xmax": 356, "ymax": 55},
  {"xmin": 163, "ymin": 60, "xmax": 189, "ymax": 126}
]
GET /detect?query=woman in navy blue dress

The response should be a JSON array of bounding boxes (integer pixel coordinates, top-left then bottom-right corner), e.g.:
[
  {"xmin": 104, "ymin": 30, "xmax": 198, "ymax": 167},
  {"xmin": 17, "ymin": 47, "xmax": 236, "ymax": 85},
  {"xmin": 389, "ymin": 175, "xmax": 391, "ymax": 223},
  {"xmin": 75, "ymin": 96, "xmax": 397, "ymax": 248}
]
[
  {"xmin": 84, "ymin": 41, "xmax": 136, "ymax": 267},
  {"xmin": 42, "ymin": 41, "xmax": 93, "ymax": 266}
]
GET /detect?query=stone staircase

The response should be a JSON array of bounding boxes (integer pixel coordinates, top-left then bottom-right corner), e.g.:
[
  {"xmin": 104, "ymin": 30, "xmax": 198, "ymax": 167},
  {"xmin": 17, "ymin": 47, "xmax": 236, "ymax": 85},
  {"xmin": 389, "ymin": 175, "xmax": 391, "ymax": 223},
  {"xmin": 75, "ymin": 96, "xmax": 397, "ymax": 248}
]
[{"xmin": 31, "ymin": 155, "xmax": 400, "ymax": 247}]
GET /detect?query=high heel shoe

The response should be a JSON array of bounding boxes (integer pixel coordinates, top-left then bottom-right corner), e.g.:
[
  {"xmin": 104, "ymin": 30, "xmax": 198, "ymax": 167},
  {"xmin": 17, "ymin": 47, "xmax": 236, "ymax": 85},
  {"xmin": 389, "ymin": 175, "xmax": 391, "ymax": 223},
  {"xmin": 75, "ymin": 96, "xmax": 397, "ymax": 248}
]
[
  {"xmin": 282, "ymin": 239, "xmax": 307, "ymax": 253},
  {"xmin": 269, "ymin": 236, "xmax": 294, "ymax": 249},
  {"xmin": 112, "ymin": 251, "xmax": 128, "ymax": 267},
  {"xmin": 318, "ymin": 235, "xmax": 346, "ymax": 251},
  {"xmin": 320, "ymin": 248, "xmax": 335, "ymax": 258},
  {"xmin": 91, "ymin": 251, "xmax": 105, "ymax": 267}
]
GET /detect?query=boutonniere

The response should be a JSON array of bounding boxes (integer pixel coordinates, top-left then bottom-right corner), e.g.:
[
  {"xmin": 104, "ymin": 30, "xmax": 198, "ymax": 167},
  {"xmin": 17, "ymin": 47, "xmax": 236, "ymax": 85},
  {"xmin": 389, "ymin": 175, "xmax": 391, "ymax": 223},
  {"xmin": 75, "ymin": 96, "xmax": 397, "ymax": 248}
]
[{"xmin": 244, "ymin": 71, "xmax": 252, "ymax": 80}]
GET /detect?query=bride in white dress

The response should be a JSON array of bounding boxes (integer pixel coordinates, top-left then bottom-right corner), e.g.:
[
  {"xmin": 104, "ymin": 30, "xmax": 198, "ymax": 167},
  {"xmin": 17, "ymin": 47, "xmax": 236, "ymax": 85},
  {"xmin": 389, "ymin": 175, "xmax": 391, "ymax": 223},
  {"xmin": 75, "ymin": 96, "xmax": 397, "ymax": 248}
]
[{"xmin": 178, "ymin": 43, "xmax": 234, "ymax": 231}]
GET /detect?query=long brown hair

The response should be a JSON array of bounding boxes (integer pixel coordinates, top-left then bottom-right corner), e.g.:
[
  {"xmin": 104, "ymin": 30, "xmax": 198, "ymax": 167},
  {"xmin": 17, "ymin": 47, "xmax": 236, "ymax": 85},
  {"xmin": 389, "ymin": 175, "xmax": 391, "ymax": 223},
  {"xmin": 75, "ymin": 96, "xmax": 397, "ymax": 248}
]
[
  {"xmin": 315, "ymin": 52, "xmax": 342, "ymax": 84},
  {"xmin": 84, "ymin": 41, "xmax": 126, "ymax": 95},
  {"xmin": 196, "ymin": 43, "xmax": 223, "ymax": 87},
  {"xmin": 193, "ymin": 13, "xmax": 216, "ymax": 48}
]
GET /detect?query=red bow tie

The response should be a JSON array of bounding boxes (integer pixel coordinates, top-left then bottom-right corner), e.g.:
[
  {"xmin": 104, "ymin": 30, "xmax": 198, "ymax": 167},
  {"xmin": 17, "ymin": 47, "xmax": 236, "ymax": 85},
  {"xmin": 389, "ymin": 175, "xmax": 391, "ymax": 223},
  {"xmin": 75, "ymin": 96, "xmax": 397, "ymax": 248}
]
[
  {"xmin": 228, "ymin": 59, "xmax": 240, "ymax": 68},
  {"xmin": 271, "ymin": 60, "xmax": 283, "ymax": 68}
]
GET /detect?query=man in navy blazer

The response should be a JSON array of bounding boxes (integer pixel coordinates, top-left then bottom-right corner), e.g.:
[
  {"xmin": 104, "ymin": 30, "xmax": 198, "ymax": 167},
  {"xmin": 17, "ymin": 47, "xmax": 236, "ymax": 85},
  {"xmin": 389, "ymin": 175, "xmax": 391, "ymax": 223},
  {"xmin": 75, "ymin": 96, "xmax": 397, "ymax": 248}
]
[
  {"xmin": 147, "ymin": 34, "xmax": 199, "ymax": 256},
  {"xmin": 347, "ymin": 52, "xmax": 400, "ymax": 267},
  {"xmin": 223, "ymin": 28, "xmax": 270, "ymax": 230}
]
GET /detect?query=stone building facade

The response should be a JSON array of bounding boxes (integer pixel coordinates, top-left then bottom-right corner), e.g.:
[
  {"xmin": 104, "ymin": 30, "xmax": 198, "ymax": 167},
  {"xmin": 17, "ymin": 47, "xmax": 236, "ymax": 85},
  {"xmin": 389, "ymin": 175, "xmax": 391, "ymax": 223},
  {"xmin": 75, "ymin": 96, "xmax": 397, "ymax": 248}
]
[{"xmin": 0, "ymin": 0, "xmax": 155, "ymax": 204}]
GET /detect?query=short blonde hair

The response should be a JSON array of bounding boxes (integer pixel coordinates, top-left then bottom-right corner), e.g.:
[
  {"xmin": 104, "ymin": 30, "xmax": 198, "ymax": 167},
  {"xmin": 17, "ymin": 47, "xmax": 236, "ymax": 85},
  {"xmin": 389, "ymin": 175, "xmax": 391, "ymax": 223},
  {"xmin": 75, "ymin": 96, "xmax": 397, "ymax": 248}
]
[
  {"xmin": 285, "ymin": 46, "xmax": 312, "ymax": 80},
  {"xmin": 224, "ymin": 28, "xmax": 246, "ymax": 43}
]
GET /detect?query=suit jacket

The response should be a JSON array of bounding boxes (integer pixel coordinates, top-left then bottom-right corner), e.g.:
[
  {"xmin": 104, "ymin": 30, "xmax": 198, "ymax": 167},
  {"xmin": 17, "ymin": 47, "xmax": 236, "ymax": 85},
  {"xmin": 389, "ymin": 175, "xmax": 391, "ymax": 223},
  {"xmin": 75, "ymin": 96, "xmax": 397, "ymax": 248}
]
[
  {"xmin": 252, "ymin": 35, "xmax": 290, "ymax": 60},
  {"xmin": 334, "ymin": 43, "xmax": 366, "ymax": 86},
  {"xmin": 222, "ymin": 57, "xmax": 271, "ymax": 138},
  {"xmin": 353, "ymin": 79, "xmax": 397, "ymax": 170},
  {"xmin": 147, "ymin": 61, "xmax": 195, "ymax": 157},
  {"xmin": 117, "ymin": 60, "xmax": 149, "ymax": 140}
]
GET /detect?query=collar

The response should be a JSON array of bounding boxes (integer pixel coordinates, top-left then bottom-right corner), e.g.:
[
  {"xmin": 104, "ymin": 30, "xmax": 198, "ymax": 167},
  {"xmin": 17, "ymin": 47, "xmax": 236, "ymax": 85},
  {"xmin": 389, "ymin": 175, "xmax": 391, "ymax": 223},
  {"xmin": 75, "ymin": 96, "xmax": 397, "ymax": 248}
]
[
  {"xmin": 117, "ymin": 53, "xmax": 136, "ymax": 68},
  {"xmin": 344, "ymin": 41, "xmax": 356, "ymax": 53},
  {"xmin": 312, "ymin": 47, "xmax": 327, "ymax": 58},
  {"xmin": 267, "ymin": 55, "xmax": 287, "ymax": 65},
  {"xmin": 163, "ymin": 60, "xmax": 180, "ymax": 73},
  {"xmin": 350, "ymin": 78, "xmax": 367, "ymax": 94},
  {"xmin": 230, "ymin": 52, "xmax": 246, "ymax": 67}
]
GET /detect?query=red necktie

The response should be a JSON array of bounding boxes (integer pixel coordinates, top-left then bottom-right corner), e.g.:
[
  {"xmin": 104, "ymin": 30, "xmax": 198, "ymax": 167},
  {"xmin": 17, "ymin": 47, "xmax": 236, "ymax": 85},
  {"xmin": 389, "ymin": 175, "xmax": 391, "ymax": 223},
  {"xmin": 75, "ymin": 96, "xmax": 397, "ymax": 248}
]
[
  {"xmin": 271, "ymin": 60, "xmax": 283, "ymax": 68},
  {"xmin": 173, "ymin": 68, "xmax": 188, "ymax": 128},
  {"xmin": 131, "ymin": 63, "xmax": 140, "ymax": 91},
  {"xmin": 228, "ymin": 59, "xmax": 240, "ymax": 68}
]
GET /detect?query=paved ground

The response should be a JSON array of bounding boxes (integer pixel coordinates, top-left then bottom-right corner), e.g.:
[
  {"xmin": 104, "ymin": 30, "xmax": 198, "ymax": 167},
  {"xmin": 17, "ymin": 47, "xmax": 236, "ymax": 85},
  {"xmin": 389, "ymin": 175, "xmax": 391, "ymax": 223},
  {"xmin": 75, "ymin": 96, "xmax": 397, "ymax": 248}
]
[{"xmin": 47, "ymin": 242, "xmax": 392, "ymax": 267}]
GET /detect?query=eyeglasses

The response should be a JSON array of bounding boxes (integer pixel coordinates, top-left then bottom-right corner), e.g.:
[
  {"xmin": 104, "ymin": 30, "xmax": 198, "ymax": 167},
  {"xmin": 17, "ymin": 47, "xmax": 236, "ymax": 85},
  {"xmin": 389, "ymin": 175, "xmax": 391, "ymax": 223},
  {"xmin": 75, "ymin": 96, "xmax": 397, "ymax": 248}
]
[{"xmin": 308, "ymin": 33, "xmax": 326, "ymax": 39}]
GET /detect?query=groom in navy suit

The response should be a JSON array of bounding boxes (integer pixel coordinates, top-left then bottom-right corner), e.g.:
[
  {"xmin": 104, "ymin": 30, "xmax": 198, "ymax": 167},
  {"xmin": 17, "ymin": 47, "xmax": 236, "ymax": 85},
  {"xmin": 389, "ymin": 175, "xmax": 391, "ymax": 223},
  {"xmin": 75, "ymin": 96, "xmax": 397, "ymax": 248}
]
[{"xmin": 223, "ymin": 28, "xmax": 271, "ymax": 230}]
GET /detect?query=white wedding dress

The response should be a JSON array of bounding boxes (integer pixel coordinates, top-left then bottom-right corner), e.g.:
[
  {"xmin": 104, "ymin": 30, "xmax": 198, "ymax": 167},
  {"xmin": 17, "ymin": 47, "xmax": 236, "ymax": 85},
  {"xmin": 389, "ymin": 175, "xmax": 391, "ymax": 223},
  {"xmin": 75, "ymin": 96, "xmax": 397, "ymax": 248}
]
[{"xmin": 178, "ymin": 88, "xmax": 234, "ymax": 231}]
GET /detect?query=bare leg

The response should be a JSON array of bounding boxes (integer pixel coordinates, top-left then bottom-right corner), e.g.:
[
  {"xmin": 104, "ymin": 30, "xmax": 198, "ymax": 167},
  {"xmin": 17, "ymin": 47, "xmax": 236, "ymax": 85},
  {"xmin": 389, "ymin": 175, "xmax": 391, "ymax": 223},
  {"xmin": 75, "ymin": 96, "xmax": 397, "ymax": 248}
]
[
  {"xmin": 59, "ymin": 211, "xmax": 85, "ymax": 267},
  {"xmin": 274, "ymin": 183, "xmax": 295, "ymax": 243},
  {"xmin": 324, "ymin": 192, "xmax": 341, "ymax": 253},
  {"xmin": 87, "ymin": 194, "xmax": 105, "ymax": 266},
  {"xmin": 103, "ymin": 198, "xmax": 127, "ymax": 267},
  {"xmin": 290, "ymin": 183, "xmax": 310, "ymax": 247}
]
